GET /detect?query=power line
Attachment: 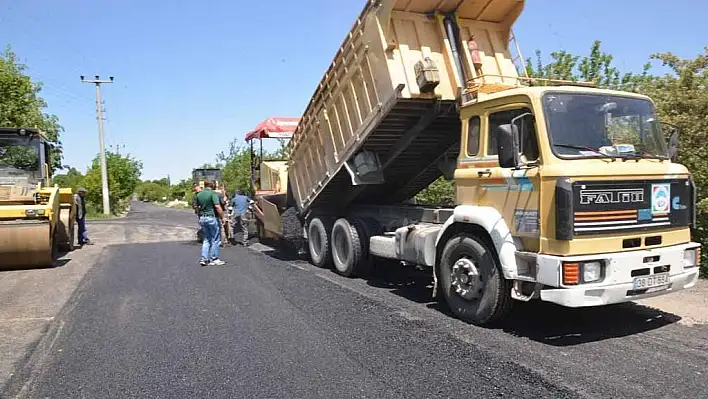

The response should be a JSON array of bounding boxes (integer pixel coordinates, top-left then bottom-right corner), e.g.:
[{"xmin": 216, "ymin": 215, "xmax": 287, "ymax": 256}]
[
  {"xmin": 109, "ymin": 144, "xmax": 125, "ymax": 156},
  {"xmin": 80, "ymin": 74, "xmax": 114, "ymax": 215}
]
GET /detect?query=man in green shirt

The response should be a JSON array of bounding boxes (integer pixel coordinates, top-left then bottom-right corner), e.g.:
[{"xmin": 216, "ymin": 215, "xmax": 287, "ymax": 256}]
[{"xmin": 193, "ymin": 180, "xmax": 227, "ymax": 266}]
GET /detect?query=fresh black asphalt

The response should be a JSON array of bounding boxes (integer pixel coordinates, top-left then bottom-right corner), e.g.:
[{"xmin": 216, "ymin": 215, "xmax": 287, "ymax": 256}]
[{"xmin": 7, "ymin": 202, "xmax": 708, "ymax": 398}]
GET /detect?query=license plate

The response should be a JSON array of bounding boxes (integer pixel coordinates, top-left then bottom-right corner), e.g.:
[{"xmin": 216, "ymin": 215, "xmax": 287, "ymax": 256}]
[{"xmin": 633, "ymin": 273, "xmax": 670, "ymax": 291}]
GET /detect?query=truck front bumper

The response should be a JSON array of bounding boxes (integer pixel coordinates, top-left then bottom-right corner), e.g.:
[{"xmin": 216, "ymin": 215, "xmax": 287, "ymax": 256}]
[{"xmin": 536, "ymin": 242, "xmax": 701, "ymax": 308}]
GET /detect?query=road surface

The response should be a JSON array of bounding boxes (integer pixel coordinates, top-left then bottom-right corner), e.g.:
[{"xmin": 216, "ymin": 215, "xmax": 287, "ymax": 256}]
[{"xmin": 2, "ymin": 202, "xmax": 707, "ymax": 398}]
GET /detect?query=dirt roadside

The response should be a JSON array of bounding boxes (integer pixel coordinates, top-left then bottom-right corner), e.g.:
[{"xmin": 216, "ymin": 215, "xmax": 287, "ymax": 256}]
[{"xmin": 638, "ymin": 277, "xmax": 708, "ymax": 326}]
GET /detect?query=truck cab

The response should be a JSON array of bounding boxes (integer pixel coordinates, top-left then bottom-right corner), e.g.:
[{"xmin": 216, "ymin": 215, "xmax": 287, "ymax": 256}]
[{"xmin": 445, "ymin": 84, "xmax": 700, "ymax": 314}]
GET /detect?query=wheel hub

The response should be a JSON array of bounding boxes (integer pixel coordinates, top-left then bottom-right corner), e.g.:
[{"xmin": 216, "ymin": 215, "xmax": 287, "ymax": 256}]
[{"xmin": 451, "ymin": 258, "xmax": 483, "ymax": 300}]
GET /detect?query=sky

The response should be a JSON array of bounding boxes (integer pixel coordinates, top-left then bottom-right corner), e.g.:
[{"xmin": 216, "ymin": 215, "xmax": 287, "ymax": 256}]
[{"xmin": 1, "ymin": 0, "xmax": 706, "ymax": 182}]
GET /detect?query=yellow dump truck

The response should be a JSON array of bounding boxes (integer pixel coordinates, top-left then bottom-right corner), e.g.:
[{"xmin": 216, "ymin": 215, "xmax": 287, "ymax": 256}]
[
  {"xmin": 0, "ymin": 127, "xmax": 75, "ymax": 268},
  {"xmin": 261, "ymin": 0, "xmax": 702, "ymax": 325}
]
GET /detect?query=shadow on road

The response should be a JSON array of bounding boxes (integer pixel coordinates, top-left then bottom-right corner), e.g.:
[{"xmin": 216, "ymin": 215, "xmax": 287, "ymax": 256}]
[
  {"xmin": 364, "ymin": 260, "xmax": 681, "ymax": 346},
  {"xmin": 251, "ymin": 244, "xmax": 683, "ymax": 346},
  {"xmin": 0, "ymin": 246, "xmax": 79, "ymax": 272}
]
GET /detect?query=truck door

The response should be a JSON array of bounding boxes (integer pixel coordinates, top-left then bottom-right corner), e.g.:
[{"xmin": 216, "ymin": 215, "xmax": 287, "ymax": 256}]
[{"xmin": 468, "ymin": 104, "xmax": 542, "ymax": 249}]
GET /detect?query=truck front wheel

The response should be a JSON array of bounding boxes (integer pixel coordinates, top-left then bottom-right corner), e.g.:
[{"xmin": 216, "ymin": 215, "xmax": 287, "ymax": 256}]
[
  {"xmin": 439, "ymin": 234, "xmax": 513, "ymax": 326},
  {"xmin": 308, "ymin": 217, "xmax": 333, "ymax": 268}
]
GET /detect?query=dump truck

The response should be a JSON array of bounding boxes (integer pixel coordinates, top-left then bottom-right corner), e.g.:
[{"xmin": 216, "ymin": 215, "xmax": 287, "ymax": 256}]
[
  {"xmin": 260, "ymin": 0, "xmax": 702, "ymax": 326},
  {"xmin": 0, "ymin": 127, "xmax": 75, "ymax": 268},
  {"xmin": 245, "ymin": 117, "xmax": 300, "ymax": 241}
]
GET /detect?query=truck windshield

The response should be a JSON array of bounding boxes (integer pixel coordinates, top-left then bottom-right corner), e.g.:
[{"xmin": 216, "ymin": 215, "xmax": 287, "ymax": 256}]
[
  {"xmin": 0, "ymin": 137, "xmax": 42, "ymax": 181},
  {"xmin": 542, "ymin": 92, "xmax": 668, "ymax": 159}
]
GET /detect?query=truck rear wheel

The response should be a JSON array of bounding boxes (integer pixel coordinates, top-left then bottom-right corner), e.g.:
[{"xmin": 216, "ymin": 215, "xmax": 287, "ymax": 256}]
[
  {"xmin": 307, "ymin": 217, "xmax": 333, "ymax": 268},
  {"xmin": 331, "ymin": 217, "xmax": 372, "ymax": 277},
  {"xmin": 439, "ymin": 233, "xmax": 513, "ymax": 326}
]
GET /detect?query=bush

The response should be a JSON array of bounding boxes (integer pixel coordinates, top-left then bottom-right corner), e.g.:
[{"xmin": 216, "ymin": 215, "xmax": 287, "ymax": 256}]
[{"xmin": 695, "ymin": 199, "xmax": 708, "ymax": 277}]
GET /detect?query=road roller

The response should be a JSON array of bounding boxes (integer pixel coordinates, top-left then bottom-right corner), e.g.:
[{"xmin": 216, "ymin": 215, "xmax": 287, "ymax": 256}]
[{"xmin": 0, "ymin": 127, "xmax": 76, "ymax": 268}]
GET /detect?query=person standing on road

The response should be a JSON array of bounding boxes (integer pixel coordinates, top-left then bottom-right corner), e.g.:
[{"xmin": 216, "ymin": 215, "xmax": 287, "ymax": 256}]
[
  {"xmin": 194, "ymin": 180, "xmax": 226, "ymax": 266},
  {"xmin": 231, "ymin": 189, "xmax": 253, "ymax": 246},
  {"xmin": 73, "ymin": 187, "xmax": 93, "ymax": 246}
]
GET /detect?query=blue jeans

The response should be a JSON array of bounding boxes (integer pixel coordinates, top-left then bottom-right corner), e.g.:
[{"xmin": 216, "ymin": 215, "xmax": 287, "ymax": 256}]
[
  {"xmin": 77, "ymin": 217, "xmax": 89, "ymax": 244},
  {"xmin": 199, "ymin": 216, "xmax": 221, "ymax": 261}
]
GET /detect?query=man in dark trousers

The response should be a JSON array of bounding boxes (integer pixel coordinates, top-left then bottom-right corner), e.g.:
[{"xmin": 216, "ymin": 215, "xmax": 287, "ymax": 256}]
[
  {"xmin": 193, "ymin": 180, "xmax": 227, "ymax": 266},
  {"xmin": 230, "ymin": 189, "xmax": 253, "ymax": 246},
  {"xmin": 73, "ymin": 187, "xmax": 93, "ymax": 246}
]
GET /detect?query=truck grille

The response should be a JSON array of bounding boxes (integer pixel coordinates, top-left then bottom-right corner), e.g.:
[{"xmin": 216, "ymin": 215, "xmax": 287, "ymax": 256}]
[{"xmin": 555, "ymin": 178, "xmax": 695, "ymax": 239}]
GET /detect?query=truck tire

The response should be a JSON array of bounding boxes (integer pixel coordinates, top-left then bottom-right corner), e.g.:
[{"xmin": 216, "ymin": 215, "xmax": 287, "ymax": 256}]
[
  {"xmin": 307, "ymin": 216, "xmax": 333, "ymax": 268},
  {"xmin": 350, "ymin": 217, "xmax": 381, "ymax": 276},
  {"xmin": 330, "ymin": 217, "xmax": 369, "ymax": 277},
  {"xmin": 438, "ymin": 233, "xmax": 513, "ymax": 326}
]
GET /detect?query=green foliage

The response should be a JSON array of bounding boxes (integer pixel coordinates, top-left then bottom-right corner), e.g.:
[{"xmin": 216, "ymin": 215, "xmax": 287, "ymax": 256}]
[
  {"xmin": 641, "ymin": 47, "xmax": 708, "ymax": 272},
  {"xmin": 0, "ymin": 46, "xmax": 64, "ymax": 173},
  {"xmin": 169, "ymin": 178, "xmax": 193, "ymax": 201},
  {"xmin": 414, "ymin": 177, "xmax": 455, "ymax": 206},
  {"xmin": 135, "ymin": 181, "xmax": 170, "ymax": 202},
  {"xmin": 51, "ymin": 167, "xmax": 84, "ymax": 191},
  {"xmin": 216, "ymin": 139, "xmax": 251, "ymax": 196},
  {"xmin": 82, "ymin": 151, "xmax": 142, "ymax": 214},
  {"xmin": 525, "ymin": 40, "xmax": 653, "ymax": 91}
]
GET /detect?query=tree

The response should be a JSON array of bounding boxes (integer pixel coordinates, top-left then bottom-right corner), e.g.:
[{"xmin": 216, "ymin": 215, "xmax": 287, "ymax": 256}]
[
  {"xmin": 414, "ymin": 177, "xmax": 455, "ymax": 206},
  {"xmin": 169, "ymin": 178, "xmax": 193, "ymax": 201},
  {"xmin": 0, "ymin": 46, "xmax": 64, "ymax": 173},
  {"xmin": 135, "ymin": 181, "xmax": 170, "ymax": 202},
  {"xmin": 216, "ymin": 139, "xmax": 252, "ymax": 196},
  {"xmin": 82, "ymin": 151, "xmax": 142, "ymax": 214},
  {"xmin": 52, "ymin": 167, "xmax": 85, "ymax": 191}
]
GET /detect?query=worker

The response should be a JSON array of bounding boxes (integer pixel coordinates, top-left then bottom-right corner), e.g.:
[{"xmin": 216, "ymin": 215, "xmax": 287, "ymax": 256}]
[
  {"xmin": 192, "ymin": 184, "xmax": 203, "ymax": 240},
  {"xmin": 231, "ymin": 189, "xmax": 253, "ymax": 246},
  {"xmin": 193, "ymin": 180, "xmax": 226, "ymax": 266},
  {"xmin": 215, "ymin": 187, "xmax": 229, "ymax": 247},
  {"xmin": 74, "ymin": 187, "xmax": 93, "ymax": 246}
]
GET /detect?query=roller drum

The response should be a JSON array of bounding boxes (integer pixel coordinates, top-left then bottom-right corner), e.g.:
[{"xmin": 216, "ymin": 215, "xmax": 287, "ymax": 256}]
[{"xmin": 0, "ymin": 220, "xmax": 53, "ymax": 269}]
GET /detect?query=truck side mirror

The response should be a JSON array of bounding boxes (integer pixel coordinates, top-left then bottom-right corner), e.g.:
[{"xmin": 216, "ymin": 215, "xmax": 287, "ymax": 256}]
[{"xmin": 496, "ymin": 124, "xmax": 520, "ymax": 169}]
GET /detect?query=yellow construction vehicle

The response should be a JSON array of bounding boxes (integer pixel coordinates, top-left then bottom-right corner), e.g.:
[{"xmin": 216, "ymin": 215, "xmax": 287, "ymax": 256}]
[
  {"xmin": 262, "ymin": 0, "xmax": 701, "ymax": 326},
  {"xmin": 0, "ymin": 127, "xmax": 75, "ymax": 268}
]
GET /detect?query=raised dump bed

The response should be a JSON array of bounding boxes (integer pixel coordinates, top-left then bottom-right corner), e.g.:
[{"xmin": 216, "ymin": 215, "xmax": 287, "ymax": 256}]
[{"xmin": 288, "ymin": 0, "xmax": 525, "ymax": 213}]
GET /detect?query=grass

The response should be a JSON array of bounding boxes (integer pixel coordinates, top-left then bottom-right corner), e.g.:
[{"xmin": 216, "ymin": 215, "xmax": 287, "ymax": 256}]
[{"xmin": 85, "ymin": 199, "xmax": 131, "ymax": 220}]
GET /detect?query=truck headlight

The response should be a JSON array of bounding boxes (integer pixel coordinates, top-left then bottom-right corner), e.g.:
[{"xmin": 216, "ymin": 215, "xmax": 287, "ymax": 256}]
[
  {"xmin": 583, "ymin": 261, "xmax": 603, "ymax": 283},
  {"xmin": 683, "ymin": 248, "xmax": 700, "ymax": 268}
]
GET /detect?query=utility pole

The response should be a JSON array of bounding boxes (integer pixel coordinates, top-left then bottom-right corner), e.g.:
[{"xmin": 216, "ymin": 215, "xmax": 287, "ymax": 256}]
[
  {"xmin": 110, "ymin": 144, "xmax": 125, "ymax": 156},
  {"xmin": 81, "ymin": 75, "xmax": 114, "ymax": 215}
]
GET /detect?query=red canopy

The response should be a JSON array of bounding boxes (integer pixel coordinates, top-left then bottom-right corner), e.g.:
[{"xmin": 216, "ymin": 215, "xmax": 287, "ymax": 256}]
[{"xmin": 245, "ymin": 117, "xmax": 300, "ymax": 141}]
